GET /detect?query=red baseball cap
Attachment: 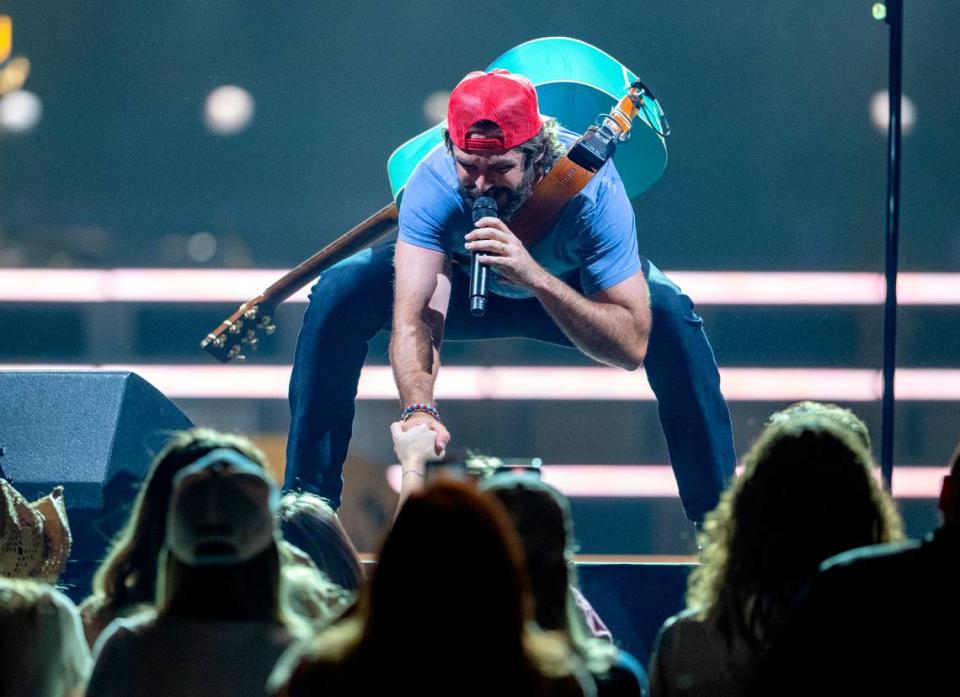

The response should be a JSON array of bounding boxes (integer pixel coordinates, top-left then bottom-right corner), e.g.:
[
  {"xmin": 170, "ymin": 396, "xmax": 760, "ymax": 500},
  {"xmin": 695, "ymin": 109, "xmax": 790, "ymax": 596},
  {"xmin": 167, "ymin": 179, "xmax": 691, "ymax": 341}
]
[{"xmin": 447, "ymin": 69, "xmax": 542, "ymax": 152}]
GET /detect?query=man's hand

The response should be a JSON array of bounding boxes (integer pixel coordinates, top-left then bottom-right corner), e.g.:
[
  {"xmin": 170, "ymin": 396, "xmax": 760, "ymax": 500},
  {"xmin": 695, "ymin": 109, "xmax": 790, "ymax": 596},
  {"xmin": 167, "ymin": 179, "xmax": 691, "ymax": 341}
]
[
  {"xmin": 465, "ymin": 216, "xmax": 547, "ymax": 289},
  {"xmin": 398, "ymin": 411, "xmax": 450, "ymax": 455}
]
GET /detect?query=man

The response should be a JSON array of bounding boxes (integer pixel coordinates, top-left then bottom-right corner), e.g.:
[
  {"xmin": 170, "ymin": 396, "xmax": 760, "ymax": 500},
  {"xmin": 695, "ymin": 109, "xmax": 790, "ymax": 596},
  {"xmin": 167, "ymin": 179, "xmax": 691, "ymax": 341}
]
[
  {"xmin": 286, "ymin": 69, "xmax": 735, "ymax": 524},
  {"xmin": 750, "ymin": 440, "xmax": 960, "ymax": 696}
]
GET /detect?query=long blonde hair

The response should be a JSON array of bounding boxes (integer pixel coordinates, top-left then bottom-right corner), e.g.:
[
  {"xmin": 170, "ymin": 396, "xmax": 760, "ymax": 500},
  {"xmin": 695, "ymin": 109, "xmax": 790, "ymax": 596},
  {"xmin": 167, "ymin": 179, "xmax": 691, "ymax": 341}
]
[
  {"xmin": 687, "ymin": 406, "xmax": 903, "ymax": 651},
  {"xmin": 0, "ymin": 578, "xmax": 91, "ymax": 697}
]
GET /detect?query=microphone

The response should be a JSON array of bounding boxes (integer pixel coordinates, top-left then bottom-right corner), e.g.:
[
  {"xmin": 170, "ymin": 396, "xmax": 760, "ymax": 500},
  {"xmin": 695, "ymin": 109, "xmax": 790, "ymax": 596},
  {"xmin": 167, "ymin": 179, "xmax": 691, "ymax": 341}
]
[{"xmin": 470, "ymin": 196, "xmax": 498, "ymax": 317}]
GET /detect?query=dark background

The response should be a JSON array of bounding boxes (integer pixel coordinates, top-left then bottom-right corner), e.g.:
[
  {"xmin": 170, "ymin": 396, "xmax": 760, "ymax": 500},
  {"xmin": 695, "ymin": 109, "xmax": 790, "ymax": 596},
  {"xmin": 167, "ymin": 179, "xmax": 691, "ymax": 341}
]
[{"xmin": 2, "ymin": 1, "xmax": 958, "ymax": 271}]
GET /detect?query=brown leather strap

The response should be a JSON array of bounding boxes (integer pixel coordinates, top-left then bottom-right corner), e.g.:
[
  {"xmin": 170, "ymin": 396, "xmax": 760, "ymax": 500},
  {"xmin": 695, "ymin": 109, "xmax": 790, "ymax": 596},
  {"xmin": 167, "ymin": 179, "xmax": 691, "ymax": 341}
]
[{"xmin": 508, "ymin": 150, "xmax": 596, "ymax": 247}]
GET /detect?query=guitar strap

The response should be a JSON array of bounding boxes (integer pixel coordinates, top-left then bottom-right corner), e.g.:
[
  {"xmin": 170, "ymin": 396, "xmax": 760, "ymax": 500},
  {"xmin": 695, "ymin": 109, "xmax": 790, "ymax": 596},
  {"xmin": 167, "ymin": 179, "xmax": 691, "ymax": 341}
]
[
  {"xmin": 507, "ymin": 81, "xmax": 648, "ymax": 247},
  {"xmin": 508, "ymin": 149, "xmax": 597, "ymax": 247}
]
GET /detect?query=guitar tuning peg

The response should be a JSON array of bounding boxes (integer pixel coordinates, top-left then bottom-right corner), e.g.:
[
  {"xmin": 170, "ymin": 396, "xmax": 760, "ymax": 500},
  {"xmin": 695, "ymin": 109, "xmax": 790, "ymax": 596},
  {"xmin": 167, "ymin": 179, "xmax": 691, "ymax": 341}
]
[
  {"xmin": 247, "ymin": 338, "xmax": 259, "ymax": 351},
  {"xmin": 228, "ymin": 344, "xmax": 243, "ymax": 359},
  {"xmin": 228, "ymin": 319, "xmax": 244, "ymax": 335},
  {"xmin": 244, "ymin": 307, "xmax": 258, "ymax": 320},
  {"xmin": 257, "ymin": 314, "xmax": 277, "ymax": 335}
]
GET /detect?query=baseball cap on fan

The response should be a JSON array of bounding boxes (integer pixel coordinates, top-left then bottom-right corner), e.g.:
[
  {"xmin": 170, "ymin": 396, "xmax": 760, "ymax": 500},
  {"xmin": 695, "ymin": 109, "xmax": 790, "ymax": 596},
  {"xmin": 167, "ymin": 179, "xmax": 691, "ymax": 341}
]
[
  {"xmin": 166, "ymin": 448, "xmax": 279, "ymax": 566},
  {"xmin": 447, "ymin": 69, "xmax": 543, "ymax": 152}
]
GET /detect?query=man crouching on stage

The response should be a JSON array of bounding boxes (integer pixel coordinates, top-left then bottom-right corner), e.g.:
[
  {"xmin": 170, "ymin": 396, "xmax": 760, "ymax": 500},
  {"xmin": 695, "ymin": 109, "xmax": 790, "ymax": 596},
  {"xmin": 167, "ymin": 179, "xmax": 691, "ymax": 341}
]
[{"xmin": 285, "ymin": 69, "xmax": 736, "ymax": 523}]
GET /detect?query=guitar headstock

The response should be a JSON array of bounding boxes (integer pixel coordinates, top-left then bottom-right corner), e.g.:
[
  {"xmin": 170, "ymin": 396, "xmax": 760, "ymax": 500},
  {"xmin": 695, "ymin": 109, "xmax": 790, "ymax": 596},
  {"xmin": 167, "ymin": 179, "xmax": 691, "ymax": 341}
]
[{"xmin": 200, "ymin": 300, "xmax": 278, "ymax": 363}]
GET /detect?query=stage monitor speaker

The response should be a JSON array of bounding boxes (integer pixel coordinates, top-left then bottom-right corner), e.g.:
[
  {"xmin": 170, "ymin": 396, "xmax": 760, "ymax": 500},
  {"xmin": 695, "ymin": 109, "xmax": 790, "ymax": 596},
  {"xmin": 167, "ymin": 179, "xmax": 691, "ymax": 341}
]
[{"xmin": 0, "ymin": 371, "xmax": 193, "ymax": 577}]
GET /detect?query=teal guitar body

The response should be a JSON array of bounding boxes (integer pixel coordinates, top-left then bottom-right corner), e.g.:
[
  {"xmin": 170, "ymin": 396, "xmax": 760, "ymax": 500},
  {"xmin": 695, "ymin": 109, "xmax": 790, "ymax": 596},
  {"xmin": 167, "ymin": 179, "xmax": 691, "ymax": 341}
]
[{"xmin": 386, "ymin": 36, "xmax": 668, "ymax": 204}]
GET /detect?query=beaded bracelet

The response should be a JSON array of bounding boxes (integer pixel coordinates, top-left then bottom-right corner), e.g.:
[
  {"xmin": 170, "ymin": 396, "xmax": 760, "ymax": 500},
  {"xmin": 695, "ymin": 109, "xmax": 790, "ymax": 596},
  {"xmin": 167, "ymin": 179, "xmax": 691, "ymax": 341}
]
[{"xmin": 400, "ymin": 402, "xmax": 441, "ymax": 422}]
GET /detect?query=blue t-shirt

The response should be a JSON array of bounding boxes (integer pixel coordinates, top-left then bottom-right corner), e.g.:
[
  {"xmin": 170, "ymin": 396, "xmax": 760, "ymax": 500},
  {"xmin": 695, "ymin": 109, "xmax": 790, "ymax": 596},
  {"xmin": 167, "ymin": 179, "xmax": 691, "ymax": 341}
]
[{"xmin": 397, "ymin": 129, "xmax": 641, "ymax": 299}]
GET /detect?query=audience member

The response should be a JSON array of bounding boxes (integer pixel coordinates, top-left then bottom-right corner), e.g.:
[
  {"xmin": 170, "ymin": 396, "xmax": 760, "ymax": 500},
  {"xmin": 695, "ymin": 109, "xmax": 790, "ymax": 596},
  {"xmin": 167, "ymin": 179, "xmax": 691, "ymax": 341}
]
[
  {"xmin": 647, "ymin": 402, "xmax": 903, "ymax": 697},
  {"xmin": 483, "ymin": 472, "xmax": 648, "ymax": 696},
  {"xmin": 86, "ymin": 448, "xmax": 303, "ymax": 697},
  {"xmin": 79, "ymin": 428, "xmax": 270, "ymax": 645},
  {"xmin": 388, "ymin": 421, "xmax": 443, "ymax": 509},
  {"xmin": 277, "ymin": 491, "xmax": 365, "ymax": 592},
  {"xmin": 751, "ymin": 439, "xmax": 960, "ymax": 696},
  {"xmin": 1, "ymin": 480, "xmax": 72, "ymax": 582},
  {"xmin": 0, "ymin": 577, "xmax": 91, "ymax": 697},
  {"xmin": 766, "ymin": 399, "xmax": 872, "ymax": 450},
  {"xmin": 268, "ymin": 479, "xmax": 589, "ymax": 697}
]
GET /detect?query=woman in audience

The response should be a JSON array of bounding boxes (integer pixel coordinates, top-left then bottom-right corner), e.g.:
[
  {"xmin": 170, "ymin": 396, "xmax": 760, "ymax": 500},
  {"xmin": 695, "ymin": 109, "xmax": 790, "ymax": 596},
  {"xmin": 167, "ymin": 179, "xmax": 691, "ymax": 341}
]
[
  {"xmin": 647, "ymin": 402, "xmax": 904, "ymax": 697},
  {"xmin": 0, "ymin": 577, "xmax": 91, "ymax": 697},
  {"xmin": 483, "ymin": 472, "xmax": 648, "ymax": 697},
  {"xmin": 277, "ymin": 491, "xmax": 365, "ymax": 592},
  {"xmin": 79, "ymin": 428, "xmax": 269, "ymax": 646},
  {"xmin": 86, "ymin": 448, "xmax": 306, "ymax": 697},
  {"xmin": 268, "ymin": 478, "xmax": 588, "ymax": 697}
]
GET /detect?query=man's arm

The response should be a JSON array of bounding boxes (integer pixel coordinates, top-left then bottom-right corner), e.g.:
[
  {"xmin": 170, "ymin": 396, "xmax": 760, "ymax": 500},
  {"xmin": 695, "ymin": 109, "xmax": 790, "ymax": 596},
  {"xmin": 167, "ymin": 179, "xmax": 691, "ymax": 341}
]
[
  {"xmin": 389, "ymin": 239, "xmax": 452, "ymax": 448},
  {"xmin": 466, "ymin": 217, "xmax": 651, "ymax": 370},
  {"xmin": 532, "ymin": 269, "xmax": 649, "ymax": 370}
]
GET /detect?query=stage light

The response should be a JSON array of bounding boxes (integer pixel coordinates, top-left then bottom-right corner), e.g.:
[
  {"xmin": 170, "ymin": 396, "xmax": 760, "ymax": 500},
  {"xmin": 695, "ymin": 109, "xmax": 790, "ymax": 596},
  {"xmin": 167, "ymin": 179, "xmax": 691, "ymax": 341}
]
[
  {"xmin": 0, "ymin": 56, "xmax": 29, "ymax": 95},
  {"xmin": 385, "ymin": 464, "xmax": 946, "ymax": 499},
  {"xmin": 4, "ymin": 269, "xmax": 960, "ymax": 305},
  {"xmin": 0, "ymin": 16, "xmax": 10, "ymax": 64},
  {"xmin": 423, "ymin": 89, "xmax": 450, "ymax": 124},
  {"xmin": 1, "ymin": 365, "xmax": 958, "ymax": 402},
  {"xmin": 187, "ymin": 231, "xmax": 218, "ymax": 262},
  {"xmin": 0, "ymin": 88, "xmax": 41, "ymax": 133},
  {"xmin": 872, "ymin": 3, "xmax": 886, "ymax": 21},
  {"xmin": 870, "ymin": 89, "xmax": 916, "ymax": 136},
  {"xmin": 204, "ymin": 85, "xmax": 254, "ymax": 135}
]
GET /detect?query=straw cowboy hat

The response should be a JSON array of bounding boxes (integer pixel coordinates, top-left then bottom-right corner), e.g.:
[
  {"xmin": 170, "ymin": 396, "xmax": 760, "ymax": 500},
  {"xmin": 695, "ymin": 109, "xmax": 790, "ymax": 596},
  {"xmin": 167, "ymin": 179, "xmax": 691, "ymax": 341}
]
[{"xmin": 0, "ymin": 479, "xmax": 72, "ymax": 581}]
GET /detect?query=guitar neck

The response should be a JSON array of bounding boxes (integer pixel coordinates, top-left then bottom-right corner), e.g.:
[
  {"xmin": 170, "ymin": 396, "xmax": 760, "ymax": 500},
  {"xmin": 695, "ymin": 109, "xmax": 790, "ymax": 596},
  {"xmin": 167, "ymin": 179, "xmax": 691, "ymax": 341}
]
[
  {"xmin": 259, "ymin": 201, "xmax": 399, "ymax": 305},
  {"xmin": 201, "ymin": 202, "xmax": 398, "ymax": 362}
]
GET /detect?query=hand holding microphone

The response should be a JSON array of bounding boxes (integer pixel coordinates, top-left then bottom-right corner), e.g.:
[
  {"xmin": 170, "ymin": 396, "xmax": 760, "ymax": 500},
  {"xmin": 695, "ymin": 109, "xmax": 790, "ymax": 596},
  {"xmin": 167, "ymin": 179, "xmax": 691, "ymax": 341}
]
[
  {"xmin": 467, "ymin": 198, "xmax": 546, "ymax": 305},
  {"xmin": 469, "ymin": 196, "xmax": 498, "ymax": 317}
]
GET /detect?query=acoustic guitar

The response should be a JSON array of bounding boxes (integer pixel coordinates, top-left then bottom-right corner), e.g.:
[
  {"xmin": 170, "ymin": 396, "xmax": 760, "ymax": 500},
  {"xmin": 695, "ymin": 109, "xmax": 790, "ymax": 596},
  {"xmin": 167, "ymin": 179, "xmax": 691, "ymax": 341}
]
[{"xmin": 200, "ymin": 36, "xmax": 668, "ymax": 362}]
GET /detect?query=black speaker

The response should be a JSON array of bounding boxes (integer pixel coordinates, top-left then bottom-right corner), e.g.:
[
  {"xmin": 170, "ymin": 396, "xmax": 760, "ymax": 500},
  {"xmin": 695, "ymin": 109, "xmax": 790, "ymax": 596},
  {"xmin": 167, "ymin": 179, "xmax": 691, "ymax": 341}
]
[{"xmin": 0, "ymin": 371, "xmax": 193, "ymax": 594}]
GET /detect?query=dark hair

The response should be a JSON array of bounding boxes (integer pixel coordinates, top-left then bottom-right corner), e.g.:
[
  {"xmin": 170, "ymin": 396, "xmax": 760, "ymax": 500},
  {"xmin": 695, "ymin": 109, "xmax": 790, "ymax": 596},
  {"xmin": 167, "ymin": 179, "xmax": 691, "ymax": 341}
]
[
  {"xmin": 362, "ymin": 479, "xmax": 530, "ymax": 659},
  {"xmin": 687, "ymin": 408, "xmax": 904, "ymax": 652},
  {"xmin": 90, "ymin": 429, "xmax": 268, "ymax": 614},
  {"xmin": 484, "ymin": 473, "xmax": 617, "ymax": 674},
  {"xmin": 277, "ymin": 492, "xmax": 364, "ymax": 592},
  {"xmin": 442, "ymin": 119, "xmax": 566, "ymax": 175},
  {"xmin": 278, "ymin": 480, "xmax": 580, "ymax": 695},
  {"xmin": 483, "ymin": 473, "xmax": 571, "ymax": 629}
]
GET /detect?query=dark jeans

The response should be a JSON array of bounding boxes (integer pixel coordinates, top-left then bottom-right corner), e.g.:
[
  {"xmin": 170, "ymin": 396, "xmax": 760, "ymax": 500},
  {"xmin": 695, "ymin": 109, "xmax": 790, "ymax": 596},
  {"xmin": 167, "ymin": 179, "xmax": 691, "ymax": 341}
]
[{"xmin": 286, "ymin": 242, "xmax": 735, "ymax": 523}]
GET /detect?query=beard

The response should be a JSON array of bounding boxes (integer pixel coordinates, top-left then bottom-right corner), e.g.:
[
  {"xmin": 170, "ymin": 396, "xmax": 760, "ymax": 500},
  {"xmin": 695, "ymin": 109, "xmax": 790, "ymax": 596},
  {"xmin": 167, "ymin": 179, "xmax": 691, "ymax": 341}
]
[{"xmin": 458, "ymin": 164, "xmax": 536, "ymax": 222}]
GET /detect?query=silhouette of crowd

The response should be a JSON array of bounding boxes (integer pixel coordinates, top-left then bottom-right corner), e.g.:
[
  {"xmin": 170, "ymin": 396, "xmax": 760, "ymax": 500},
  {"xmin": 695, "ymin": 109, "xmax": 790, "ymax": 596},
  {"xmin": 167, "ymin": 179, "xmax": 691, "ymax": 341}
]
[{"xmin": 1, "ymin": 402, "xmax": 955, "ymax": 696}]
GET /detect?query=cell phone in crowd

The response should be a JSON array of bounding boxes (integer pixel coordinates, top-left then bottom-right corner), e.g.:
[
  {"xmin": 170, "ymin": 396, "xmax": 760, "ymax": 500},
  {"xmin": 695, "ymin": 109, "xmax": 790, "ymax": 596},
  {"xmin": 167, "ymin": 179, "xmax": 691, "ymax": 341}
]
[{"xmin": 425, "ymin": 456, "xmax": 543, "ymax": 483}]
